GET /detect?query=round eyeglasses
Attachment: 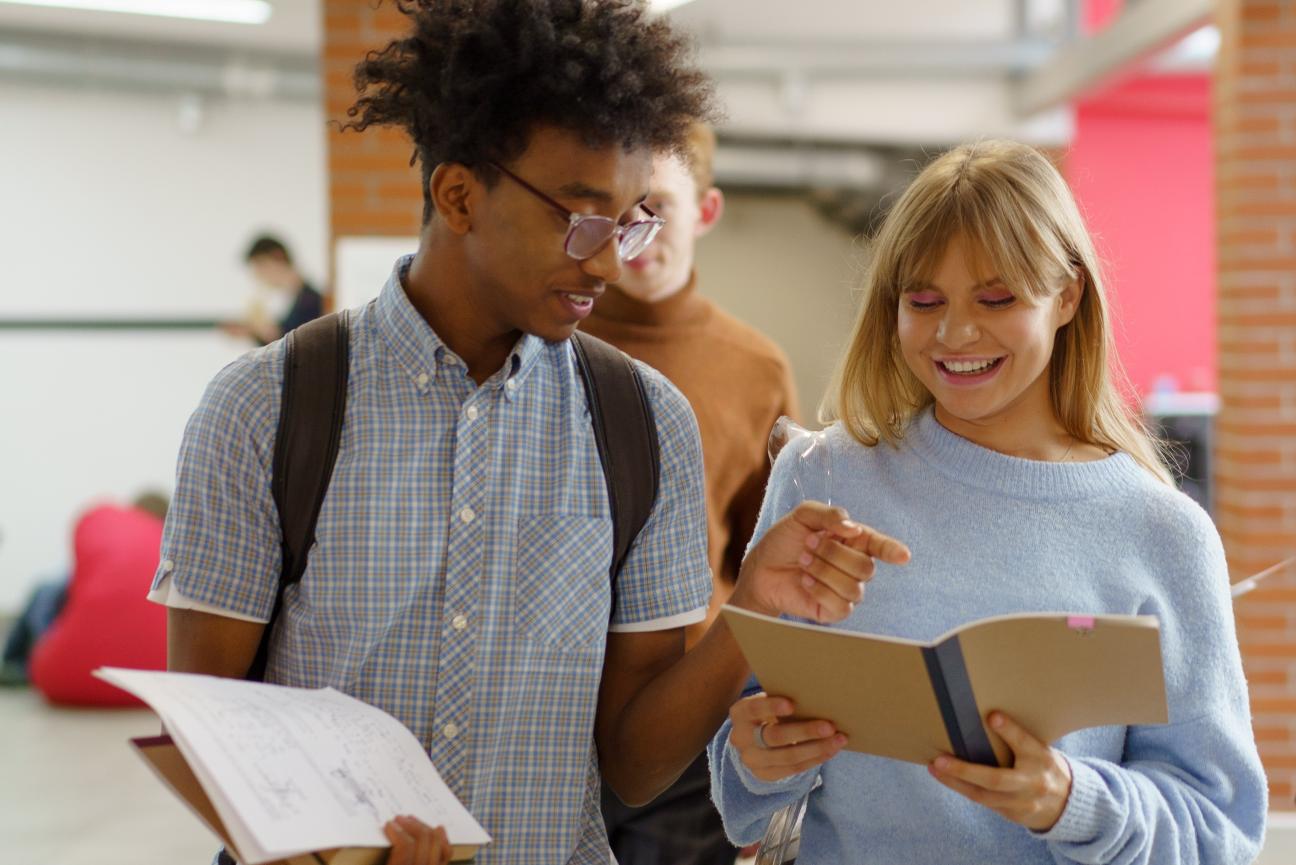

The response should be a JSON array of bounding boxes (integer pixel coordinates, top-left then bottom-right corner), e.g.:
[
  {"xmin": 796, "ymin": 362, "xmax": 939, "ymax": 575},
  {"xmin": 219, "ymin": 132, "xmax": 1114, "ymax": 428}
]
[{"xmin": 488, "ymin": 161, "xmax": 665, "ymax": 262}]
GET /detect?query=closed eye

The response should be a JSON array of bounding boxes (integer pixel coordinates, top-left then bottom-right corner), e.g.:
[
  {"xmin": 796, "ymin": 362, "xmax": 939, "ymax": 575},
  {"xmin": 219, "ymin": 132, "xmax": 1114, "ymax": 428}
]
[
  {"xmin": 981, "ymin": 295, "xmax": 1016, "ymax": 309},
  {"xmin": 905, "ymin": 291, "xmax": 943, "ymax": 310}
]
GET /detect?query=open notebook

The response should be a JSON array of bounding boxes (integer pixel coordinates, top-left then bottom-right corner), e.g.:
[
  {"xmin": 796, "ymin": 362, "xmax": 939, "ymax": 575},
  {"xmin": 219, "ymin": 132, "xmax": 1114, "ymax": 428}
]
[
  {"xmin": 721, "ymin": 605, "xmax": 1168, "ymax": 767},
  {"xmin": 96, "ymin": 668, "xmax": 490, "ymax": 865}
]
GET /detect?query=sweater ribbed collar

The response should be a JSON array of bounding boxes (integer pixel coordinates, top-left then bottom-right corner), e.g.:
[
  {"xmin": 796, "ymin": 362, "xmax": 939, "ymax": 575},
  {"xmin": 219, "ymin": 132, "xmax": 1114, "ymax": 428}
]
[
  {"xmin": 905, "ymin": 407, "xmax": 1146, "ymax": 501},
  {"xmin": 588, "ymin": 273, "xmax": 713, "ymax": 330}
]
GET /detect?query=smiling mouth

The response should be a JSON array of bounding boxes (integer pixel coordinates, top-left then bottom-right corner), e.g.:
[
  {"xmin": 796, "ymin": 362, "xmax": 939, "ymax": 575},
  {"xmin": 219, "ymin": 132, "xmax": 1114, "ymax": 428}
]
[
  {"xmin": 561, "ymin": 292, "xmax": 596, "ymax": 310},
  {"xmin": 937, "ymin": 357, "xmax": 1004, "ymax": 376}
]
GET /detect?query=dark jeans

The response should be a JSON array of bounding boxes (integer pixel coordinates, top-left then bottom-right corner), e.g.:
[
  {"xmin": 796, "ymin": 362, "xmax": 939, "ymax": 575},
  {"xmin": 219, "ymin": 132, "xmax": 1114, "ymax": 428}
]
[
  {"xmin": 602, "ymin": 752, "xmax": 736, "ymax": 865},
  {"xmin": 1, "ymin": 578, "xmax": 68, "ymax": 682}
]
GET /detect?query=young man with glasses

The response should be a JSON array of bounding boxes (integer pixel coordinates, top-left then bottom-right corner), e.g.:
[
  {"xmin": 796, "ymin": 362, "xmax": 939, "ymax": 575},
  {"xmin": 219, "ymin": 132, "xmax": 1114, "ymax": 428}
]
[
  {"xmin": 582, "ymin": 124, "xmax": 800, "ymax": 865},
  {"xmin": 149, "ymin": 3, "xmax": 908, "ymax": 864}
]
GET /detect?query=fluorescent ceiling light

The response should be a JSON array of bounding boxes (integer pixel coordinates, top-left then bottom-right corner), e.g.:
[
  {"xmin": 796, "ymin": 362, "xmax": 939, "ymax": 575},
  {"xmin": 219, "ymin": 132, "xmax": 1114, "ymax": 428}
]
[
  {"xmin": 0, "ymin": 0, "xmax": 272, "ymax": 24},
  {"xmin": 1175, "ymin": 25, "xmax": 1220, "ymax": 63},
  {"xmin": 652, "ymin": 0, "xmax": 699, "ymax": 12},
  {"xmin": 1149, "ymin": 24, "xmax": 1219, "ymax": 72}
]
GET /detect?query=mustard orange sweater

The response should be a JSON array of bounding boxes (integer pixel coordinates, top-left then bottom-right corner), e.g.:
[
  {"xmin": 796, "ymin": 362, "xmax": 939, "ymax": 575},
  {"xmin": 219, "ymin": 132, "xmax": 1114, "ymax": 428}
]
[{"xmin": 581, "ymin": 277, "xmax": 799, "ymax": 642}]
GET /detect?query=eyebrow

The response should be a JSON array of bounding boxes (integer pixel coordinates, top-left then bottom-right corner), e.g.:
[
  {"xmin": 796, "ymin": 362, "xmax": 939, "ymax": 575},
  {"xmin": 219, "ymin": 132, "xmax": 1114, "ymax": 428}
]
[
  {"xmin": 555, "ymin": 182, "xmax": 650, "ymax": 211},
  {"xmin": 556, "ymin": 182, "xmax": 614, "ymax": 204},
  {"xmin": 905, "ymin": 277, "xmax": 1007, "ymax": 293}
]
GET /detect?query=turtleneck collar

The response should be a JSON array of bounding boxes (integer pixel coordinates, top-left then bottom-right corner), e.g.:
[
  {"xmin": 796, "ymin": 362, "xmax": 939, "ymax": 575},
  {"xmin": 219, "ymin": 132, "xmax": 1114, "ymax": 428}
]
[{"xmin": 589, "ymin": 272, "xmax": 713, "ymax": 329}]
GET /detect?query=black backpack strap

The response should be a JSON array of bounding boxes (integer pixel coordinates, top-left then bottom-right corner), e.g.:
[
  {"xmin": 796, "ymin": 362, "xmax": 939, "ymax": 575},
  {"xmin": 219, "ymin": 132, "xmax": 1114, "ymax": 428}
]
[
  {"xmin": 246, "ymin": 312, "xmax": 350, "ymax": 682},
  {"xmin": 570, "ymin": 331, "xmax": 661, "ymax": 600}
]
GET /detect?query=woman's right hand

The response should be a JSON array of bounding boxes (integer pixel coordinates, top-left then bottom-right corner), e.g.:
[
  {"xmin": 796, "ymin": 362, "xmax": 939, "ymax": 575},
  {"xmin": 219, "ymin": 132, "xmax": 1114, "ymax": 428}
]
[
  {"xmin": 383, "ymin": 815, "xmax": 452, "ymax": 865},
  {"xmin": 728, "ymin": 693, "xmax": 847, "ymax": 783}
]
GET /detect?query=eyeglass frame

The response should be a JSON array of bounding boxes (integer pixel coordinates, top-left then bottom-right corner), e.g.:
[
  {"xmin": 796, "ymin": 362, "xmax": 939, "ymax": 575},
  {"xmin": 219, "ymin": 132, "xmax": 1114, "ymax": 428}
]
[{"xmin": 486, "ymin": 161, "xmax": 665, "ymax": 261}]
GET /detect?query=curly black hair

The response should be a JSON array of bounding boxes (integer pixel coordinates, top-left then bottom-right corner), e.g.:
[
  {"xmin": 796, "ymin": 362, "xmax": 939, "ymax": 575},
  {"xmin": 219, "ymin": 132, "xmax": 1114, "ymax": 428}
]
[{"xmin": 343, "ymin": 0, "xmax": 717, "ymax": 224}]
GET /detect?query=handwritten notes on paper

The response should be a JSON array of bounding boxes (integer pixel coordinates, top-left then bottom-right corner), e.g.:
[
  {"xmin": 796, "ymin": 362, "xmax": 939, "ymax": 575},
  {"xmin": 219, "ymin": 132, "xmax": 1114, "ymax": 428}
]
[{"xmin": 95, "ymin": 668, "xmax": 490, "ymax": 865}]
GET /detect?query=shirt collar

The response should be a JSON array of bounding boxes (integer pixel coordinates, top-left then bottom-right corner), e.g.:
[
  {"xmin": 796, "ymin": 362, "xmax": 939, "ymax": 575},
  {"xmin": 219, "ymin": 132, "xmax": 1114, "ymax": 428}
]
[{"xmin": 373, "ymin": 255, "xmax": 545, "ymax": 399}]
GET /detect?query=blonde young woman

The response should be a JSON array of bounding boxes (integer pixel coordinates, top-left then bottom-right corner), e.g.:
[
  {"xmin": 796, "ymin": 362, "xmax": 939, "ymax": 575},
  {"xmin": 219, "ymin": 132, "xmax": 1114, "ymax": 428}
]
[{"xmin": 708, "ymin": 140, "xmax": 1267, "ymax": 864}]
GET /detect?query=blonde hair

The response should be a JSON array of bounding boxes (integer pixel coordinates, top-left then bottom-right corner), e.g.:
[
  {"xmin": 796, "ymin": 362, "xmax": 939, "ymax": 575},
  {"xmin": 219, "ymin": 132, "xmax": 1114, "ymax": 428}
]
[
  {"xmin": 823, "ymin": 139, "xmax": 1172, "ymax": 484},
  {"xmin": 681, "ymin": 122, "xmax": 716, "ymax": 198}
]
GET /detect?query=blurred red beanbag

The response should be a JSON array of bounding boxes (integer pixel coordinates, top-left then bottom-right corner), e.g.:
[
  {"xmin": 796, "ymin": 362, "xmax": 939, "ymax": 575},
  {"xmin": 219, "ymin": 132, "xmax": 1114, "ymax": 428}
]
[{"xmin": 29, "ymin": 504, "xmax": 167, "ymax": 706}]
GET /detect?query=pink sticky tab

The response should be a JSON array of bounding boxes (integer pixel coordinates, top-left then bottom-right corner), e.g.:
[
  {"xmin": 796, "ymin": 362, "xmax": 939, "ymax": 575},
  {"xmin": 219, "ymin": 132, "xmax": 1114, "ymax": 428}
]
[{"xmin": 1067, "ymin": 616, "xmax": 1096, "ymax": 631}]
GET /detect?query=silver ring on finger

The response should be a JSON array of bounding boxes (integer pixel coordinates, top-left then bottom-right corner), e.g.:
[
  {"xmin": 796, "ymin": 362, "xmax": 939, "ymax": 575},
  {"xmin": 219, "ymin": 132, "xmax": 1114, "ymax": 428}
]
[{"xmin": 753, "ymin": 722, "xmax": 772, "ymax": 749}]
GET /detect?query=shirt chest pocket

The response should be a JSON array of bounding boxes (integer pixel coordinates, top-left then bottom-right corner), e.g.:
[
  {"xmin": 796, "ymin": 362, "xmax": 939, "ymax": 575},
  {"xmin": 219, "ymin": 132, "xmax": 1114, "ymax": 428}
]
[{"xmin": 514, "ymin": 514, "xmax": 613, "ymax": 649}]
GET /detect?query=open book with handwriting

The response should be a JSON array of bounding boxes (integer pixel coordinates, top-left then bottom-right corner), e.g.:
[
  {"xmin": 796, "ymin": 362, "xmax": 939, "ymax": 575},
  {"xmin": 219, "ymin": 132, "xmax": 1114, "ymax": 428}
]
[
  {"xmin": 721, "ymin": 606, "xmax": 1168, "ymax": 767},
  {"xmin": 95, "ymin": 668, "xmax": 490, "ymax": 865}
]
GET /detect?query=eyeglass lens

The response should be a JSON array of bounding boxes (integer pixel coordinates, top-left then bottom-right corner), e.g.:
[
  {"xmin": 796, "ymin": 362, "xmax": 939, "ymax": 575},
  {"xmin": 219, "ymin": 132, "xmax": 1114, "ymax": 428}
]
[{"xmin": 566, "ymin": 218, "xmax": 660, "ymax": 261}]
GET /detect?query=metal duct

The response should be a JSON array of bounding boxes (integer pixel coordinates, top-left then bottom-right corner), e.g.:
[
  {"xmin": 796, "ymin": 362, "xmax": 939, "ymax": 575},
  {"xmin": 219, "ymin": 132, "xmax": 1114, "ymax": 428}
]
[{"xmin": 0, "ymin": 28, "xmax": 318, "ymax": 101}]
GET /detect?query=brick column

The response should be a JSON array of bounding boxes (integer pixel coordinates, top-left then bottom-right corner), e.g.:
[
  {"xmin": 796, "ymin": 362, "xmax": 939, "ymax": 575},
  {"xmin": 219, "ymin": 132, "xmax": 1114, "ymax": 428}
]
[
  {"xmin": 323, "ymin": 1, "xmax": 423, "ymax": 242},
  {"xmin": 1215, "ymin": 0, "xmax": 1296, "ymax": 809}
]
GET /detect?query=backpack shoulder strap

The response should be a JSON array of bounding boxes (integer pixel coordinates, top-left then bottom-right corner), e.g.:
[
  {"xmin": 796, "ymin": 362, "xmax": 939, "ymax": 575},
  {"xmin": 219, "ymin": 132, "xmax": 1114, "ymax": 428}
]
[
  {"xmin": 570, "ymin": 330, "xmax": 661, "ymax": 587},
  {"xmin": 246, "ymin": 312, "xmax": 350, "ymax": 681}
]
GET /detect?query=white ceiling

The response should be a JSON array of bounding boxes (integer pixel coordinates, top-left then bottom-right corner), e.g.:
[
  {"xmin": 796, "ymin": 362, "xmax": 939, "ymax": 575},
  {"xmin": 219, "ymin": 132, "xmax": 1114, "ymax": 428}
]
[
  {"xmin": 0, "ymin": 0, "xmax": 1062, "ymax": 56},
  {"xmin": 672, "ymin": 0, "xmax": 1027, "ymax": 43},
  {"xmin": 0, "ymin": 0, "xmax": 1210, "ymax": 183}
]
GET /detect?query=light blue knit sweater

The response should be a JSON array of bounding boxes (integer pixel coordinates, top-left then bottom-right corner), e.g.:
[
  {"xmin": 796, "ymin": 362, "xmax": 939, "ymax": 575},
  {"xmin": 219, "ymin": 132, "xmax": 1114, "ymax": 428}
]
[{"xmin": 709, "ymin": 408, "xmax": 1267, "ymax": 864}]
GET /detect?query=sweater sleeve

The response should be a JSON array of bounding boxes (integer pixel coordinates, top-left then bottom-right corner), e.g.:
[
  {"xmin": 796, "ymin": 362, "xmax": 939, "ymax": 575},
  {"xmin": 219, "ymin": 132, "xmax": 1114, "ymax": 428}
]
[
  {"xmin": 707, "ymin": 434, "xmax": 824, "ymax": 844},
  {"xmin": 1036, "ymin": 497, "xmax": 1267, "ymax": 864},
  {"xmin": 707, "ymin": 718, "xmax": 820, "ymax": 845}
]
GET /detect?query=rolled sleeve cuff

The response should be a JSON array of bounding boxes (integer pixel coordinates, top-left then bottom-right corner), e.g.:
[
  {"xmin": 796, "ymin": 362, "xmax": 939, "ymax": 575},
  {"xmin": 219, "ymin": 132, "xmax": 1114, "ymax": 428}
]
[
  {"xmin": 1034, "ymin": 755, "xmax": 1111, "ymax": 846},
  {"xmin": 608, "ymin": 606, "xmax": 706, "ymax": 634},
  {"xmin": 147, "ymin": 574, "xmax": 268, "ymax": 624},
  {"xmin": 727, "ymin": 738, "xmax": 817, "ymax": 797}
]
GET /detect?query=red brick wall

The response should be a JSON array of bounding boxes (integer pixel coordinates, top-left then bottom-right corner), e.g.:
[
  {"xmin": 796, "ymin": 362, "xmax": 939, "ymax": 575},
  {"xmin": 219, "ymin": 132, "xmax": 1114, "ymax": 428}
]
[
  {"xmin": 323, "ymin": 1, "xmax": 423, "ymax": 242},
  {"xmin": 1215, "ymin": 0, "xmax": 1296, "ymax": 810}
]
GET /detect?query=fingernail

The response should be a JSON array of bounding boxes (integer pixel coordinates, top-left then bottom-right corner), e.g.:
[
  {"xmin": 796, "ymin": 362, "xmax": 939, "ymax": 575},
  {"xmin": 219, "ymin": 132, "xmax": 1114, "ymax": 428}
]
[
  {"xmin": 842, "ymin": 520, "xmax": 862, "ymax": 531},
  {"xmin": 799, "ymin": 551, "xmax": 813, "ymax": 567},
  {"xmin": 818, "ymin": 723, "xmax": 833, "ymax": 737},
  {"xmin": 805, "ymin": 533, "xmax": 821, "ymax": 550},
  {"xmin": 990, "ymin": 714, "xmax": 1004, "ymax": 729},
  {"xmin": 801, "ymin": 575, "xmax": 815, "ymax": 590},
  {"xmin": 934, "ymin": 756, "xmax": 949, "ymax": 770},
  {"xmin": 780, "ymin": 701, "xmax": 794, "ymax": 714},
  {"xmin": 833, "ymin": 734, "xmax": 847, "ymax": 747}
]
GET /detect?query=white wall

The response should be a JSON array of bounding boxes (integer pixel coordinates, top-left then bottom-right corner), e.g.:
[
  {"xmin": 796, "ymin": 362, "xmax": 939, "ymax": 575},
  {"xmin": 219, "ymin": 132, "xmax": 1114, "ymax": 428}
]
[{"xmin": 0, "ymin": 82, "xmax": 327, "ymax": 611}]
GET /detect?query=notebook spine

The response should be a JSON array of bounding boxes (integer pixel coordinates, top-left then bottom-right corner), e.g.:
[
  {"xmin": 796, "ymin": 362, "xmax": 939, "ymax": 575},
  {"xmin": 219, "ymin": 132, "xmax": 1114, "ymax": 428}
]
[{"xmin": 922, "ymin": 638, "xmax": 997, "ymax": 766}]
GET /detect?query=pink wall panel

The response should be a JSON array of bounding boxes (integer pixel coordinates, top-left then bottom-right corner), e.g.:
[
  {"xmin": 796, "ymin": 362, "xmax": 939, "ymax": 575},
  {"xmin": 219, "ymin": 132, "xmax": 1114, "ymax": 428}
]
[{"xmin": 1066, "ymin": 74, "xmax": 1215, "ymax": 396}]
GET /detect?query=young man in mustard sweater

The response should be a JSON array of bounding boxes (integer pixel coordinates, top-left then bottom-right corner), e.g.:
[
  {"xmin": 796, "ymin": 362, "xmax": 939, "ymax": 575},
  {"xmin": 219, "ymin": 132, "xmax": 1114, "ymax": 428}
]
[{"xmin": 583, "ymin": 123, "xmax": 799, "ymax": 865}]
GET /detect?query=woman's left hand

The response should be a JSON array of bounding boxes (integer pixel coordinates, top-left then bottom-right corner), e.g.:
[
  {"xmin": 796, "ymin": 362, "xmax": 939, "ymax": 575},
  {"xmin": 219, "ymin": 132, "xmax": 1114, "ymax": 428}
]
[{"xmin": 926, "ymin": 711, "xmax": 1072, "ymax": 832}]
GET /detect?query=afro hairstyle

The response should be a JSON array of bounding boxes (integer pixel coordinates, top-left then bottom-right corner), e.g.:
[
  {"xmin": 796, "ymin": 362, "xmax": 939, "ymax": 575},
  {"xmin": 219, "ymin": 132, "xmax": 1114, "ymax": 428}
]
[{"xmin": 342, "ymin": 0, "xmax": 717, "ymax": 223}]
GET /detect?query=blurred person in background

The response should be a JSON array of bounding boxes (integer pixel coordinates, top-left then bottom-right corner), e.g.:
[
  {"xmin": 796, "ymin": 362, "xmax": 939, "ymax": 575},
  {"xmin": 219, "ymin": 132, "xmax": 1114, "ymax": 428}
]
[
  {"xmin": 224, "ymin": 233, "xmax": 324, "ymax": 345},
  {"xmin": 1, "ymin": 491, "xmax": 169, "ymax": 706},
  {"xmin": 582, "ymin": 123, "xmax": 799, "ymax": 865}
]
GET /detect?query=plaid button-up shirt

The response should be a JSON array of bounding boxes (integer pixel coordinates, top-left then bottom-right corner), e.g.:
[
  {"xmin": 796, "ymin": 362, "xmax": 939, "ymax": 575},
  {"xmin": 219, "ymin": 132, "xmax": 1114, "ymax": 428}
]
[{"xmin": 150, "ymin": 258, "xmax": 712, "ymax": 864}]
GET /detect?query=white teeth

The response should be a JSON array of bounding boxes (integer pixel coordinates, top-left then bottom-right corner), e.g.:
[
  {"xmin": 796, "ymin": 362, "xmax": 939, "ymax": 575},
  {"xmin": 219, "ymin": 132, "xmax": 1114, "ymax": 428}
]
[
  {"xmin": 564, "ymin": 293, "xmax": 593, "ymax": 308},
  {"xmin": 942, "ymin": 358, "xmax": 997, "ymax": 374}
]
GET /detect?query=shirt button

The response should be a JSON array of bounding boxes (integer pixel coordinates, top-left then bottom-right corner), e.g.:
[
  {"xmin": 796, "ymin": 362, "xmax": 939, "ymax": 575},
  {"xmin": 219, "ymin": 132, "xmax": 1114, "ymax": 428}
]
[
  {"xmin": 459, "ymin": 507, "xmax": 476, "ymax": 524},
  {"xmin": 416, "ymin": 372, "xmax": 430, "ymax": 387},
  {"xmin": 504, "ymin": 378, "xmax": 517, "ymax": 392},
  {"xmin": 452, "ymin": 615, "xmax": 468, "ymax": 631},
  {"xmin": 162, "ymin": 560, "xmax": 175, "ymax": 573},
  {"xmin": 465, "ymin": 406, "xmax": 479, "ymax": 421},
  {"xmin": 443, "ymin": 722, "xmax": 460, "ymax": 740}
]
